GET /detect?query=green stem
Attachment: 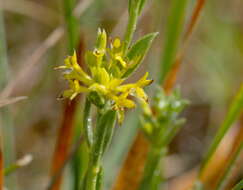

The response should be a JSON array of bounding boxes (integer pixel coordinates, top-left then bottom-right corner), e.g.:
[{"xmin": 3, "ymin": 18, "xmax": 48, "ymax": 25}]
[
  {"xmin": 83, "ymin": 98, "xmax": 93, "ymax": 148},
  {"xmin": 159, "ymin": 119, "xmax": 185, "ymax": 147},
  {"xmin": 199, "ymin": 85, "xmax": 243, "ymax": 177},
  {"xmin": 123, "ymin": 0, "xmax": 141, "ymax": 53},
  {"xmin": 84, "ymin": 109, "xmax": 117, "ymax": 190},
  {"xmin": 63, "ymin": 0, "xmax": 81, "ymax": 188},
  {"xmin": 159, "ymin": 0, "xmax": 188, "ymax": 83},
  {"xmin": 138, "ymin": 147, "xmax": 166, "ymax": 190},
  {"xmin": 63, "ymin": 0, "xmax": 78, "ymax": 53},
  {"xmin": 215, "ymin": 142, "xmax": 243, "ymax": 190},
  {"xmin": 0, "ymin": 10, "xmax": 17, "ymax": 190}
]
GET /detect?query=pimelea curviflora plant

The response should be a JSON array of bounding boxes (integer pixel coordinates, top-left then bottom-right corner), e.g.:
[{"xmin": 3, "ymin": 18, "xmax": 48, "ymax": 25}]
[{"xmin": 56, "ymin": 14, "xmax": 157, "ymax": 190}]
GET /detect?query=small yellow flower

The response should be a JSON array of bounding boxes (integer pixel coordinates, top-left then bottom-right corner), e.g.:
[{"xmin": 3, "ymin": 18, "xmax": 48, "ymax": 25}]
[
  {"xmin": 57, "ymin": 29, "xmax": 153, "ymax": 123},
  {"xmin": 113, "ymin": 38, "xmax": 121, "ymax": 48}
]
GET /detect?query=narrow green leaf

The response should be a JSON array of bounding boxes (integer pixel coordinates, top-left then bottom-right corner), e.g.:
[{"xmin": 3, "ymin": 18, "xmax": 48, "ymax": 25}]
[
  {"xmin": 159, "ymin": 0, "xmax": 189, "ymax": 83},
  {"xmin": 95, "ymin": 110, "xmax": 117, "ymax": 158},
  {"xmin": 0, "ymin": 11, "xmax": 8, "ymax": 90},
  {"xmin": 124, "ymin": 0, "xmax": 147, "ymax": 52},
  {"xmin": 96, "ymin": 167, "xmax": 103, "ymax": 190},
  {"xmin": 199, "ymin": 85, "xmax": 243, "ymax": 176},
  {"xmin": 63, "ymin": 0, "xmax": 82, "ymax": 188},
  {"xmin": 128, "ymin": 0, "xmax": 133, "ymax": 15},
  {"xmin": 138, "ymin": 0, "xmax": 147, "ymax": 15},
  {"xmin": 138, "ymin": 147, "xmax": 166, "ymax": 190},
  {"xmin": 63, "ymin": 0, "xmax": 79, "ymax": 52},
  {"xmin": 215, "ymin": 142, "xmax": 243, "ymax": 190},
  {"xmin": 128, "ymin": 0, "xmax": 141, "ymax": 15},
  {"xmin": 102, "ymin": 112, "xmax": 117, "ymax": 153},
  {"xmin": 0, "ymin": 10, "xmax": 17, "ymax": 190},
  {"xmin": 159, "ymin": 118, "xmax": 185, "ymax": 147},
  {"xmin": 232, "ymin": 180, "xmax": 243, "ymax": 190},
  {"xmin": 93, "ymin": 110, "xmax": 117, "ymax": 164},
  {"xmin": 122, "ymin": 32, "xmax": 158, "ymax": 78}
]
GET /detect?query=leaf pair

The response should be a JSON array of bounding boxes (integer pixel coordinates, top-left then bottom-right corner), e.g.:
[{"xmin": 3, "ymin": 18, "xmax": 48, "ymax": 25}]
[{"xmin": 123, "ymin": 32, "xmax": 158, "ymax": 78}]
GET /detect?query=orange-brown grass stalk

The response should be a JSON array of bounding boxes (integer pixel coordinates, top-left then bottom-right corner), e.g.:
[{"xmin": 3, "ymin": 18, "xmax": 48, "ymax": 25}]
[
  {"xmin": 50, "ymin": 99, "xmax": 78, "ymax": 190},
  {"xmin": 49, "ymin": 39, "xmax": 85, "ymax": 190},
  {"xmin": 112, "ymin": 132, "xmax": 150, "ymax": 190},
  {"xmin": 164, "ymin": 0, "xmax": 206, "ymax": 95},
  {"xmin": 200, "ymin": 116, "xmax": 243, "ymax": 189},
  {"xmin": 112, "ymin": 1, "xmax": 206, "ymax": 189},
  {"xmin": 168, "ymin": 116, "xmax": 243, "ymax": 190}
]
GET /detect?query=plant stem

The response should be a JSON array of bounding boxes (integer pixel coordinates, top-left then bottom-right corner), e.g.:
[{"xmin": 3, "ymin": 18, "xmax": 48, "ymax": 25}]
[
  {"xmin": 85, "ymin": 109, "xmax": 117, "ymax": 190},
  {"xmin": 123, "ymin": 0, "xmax": 140, "ymax": 53},
  {"xmin": 83, "ymin": 98, "xmax": 93, "ymax": 148},
  {"xmin": 138, "ymin": 119, "xmax": 183, "ymax": 190},
  {"xmin": 159, "ymin": 0, "xmax": 188, "ymax": 83},
  {"xmin": 0, "ymin": 10, "xmax": 17, "ymax": 190},
  {"xmin": 215, "ymin": 142, "xmax": 243, "ymax": 190},
  {"xmin": 49, "ymin": 1, "xmax": 79, "ymax": 189},
  {"xmin": 0, "ymin": 12, "xmax": 5, "ymax": 182},
  {"xmin": 199, "ymin": 85, "xmax": 243, "ymax": 177},
  {"xmin": 138, "ymin": 147, "xmax": 166, "ymax": 190},
  {"xmin": 63, "ymin": 0, "xmax": 79, "ymax": 52},
  {"xmin": 164, "ymin": 0, "xmax": 206, "ymax": 93}
]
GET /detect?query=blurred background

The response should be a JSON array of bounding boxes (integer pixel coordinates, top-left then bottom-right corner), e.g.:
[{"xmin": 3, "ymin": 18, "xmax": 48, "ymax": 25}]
[{"xmin": 0, "ymin": 0, "xmax": 242, "ymax": 190}]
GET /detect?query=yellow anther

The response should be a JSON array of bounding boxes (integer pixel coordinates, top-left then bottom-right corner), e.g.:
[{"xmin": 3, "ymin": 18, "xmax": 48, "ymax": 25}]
[
  {"xmin": 115, "ymin": 55, "xmax": 127, "ymax": 67},
  {"xmin": 113, "ymin": 38, "xmax": 121, "ymax": 48},
  {"xmin": 74, "ymin": 80, "xmax": 80, "ymax": 91}
]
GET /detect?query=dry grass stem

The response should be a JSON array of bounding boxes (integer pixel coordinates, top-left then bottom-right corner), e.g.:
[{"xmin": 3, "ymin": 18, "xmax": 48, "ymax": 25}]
[
  {"xmin": 112, "ymin": 132, "xmax": 150, "ymax": 190},
  {"xmin": 0, "ymin": 0, "xmax": 59, "ymax": 26},
  {"xmin": 0, "ymin": 96, "xmax": 27, "ymax": 108},
  {"xmin": 49, "ymin": 38, "xmax": 85, "ymax": 190},
  {"xmin": 0, "ymin": 0, "xmax": 93, "ymax": 99}
]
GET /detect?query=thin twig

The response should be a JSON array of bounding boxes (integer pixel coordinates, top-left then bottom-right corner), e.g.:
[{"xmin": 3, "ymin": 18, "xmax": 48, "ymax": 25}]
[
  {"xmin": 0, "ymin": 27, "xmax": 64, "ymax": 98},
  {"xmin": 0, "ymin": 96, "xmax": 27, "ymax": 108},
  {"xmin": 1, "ymin": 0, "xmax": 59, "ymax": 26},
  {"xmin": 73, "ymin": 0, "xmax": 93, "ymax": 17},
  {"xmin": 4, "ymin": 154, "xmax": 33, "ymax": 176},
  {"xmin": 0, "ymin": 0, "xmax": 93, "ymax": 99}
]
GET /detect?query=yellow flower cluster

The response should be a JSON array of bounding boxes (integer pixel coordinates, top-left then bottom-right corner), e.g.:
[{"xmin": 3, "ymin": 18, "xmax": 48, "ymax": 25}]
[{"xmin": 57, "ymin": 29, "xmax": 152, "ymax": 123}]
